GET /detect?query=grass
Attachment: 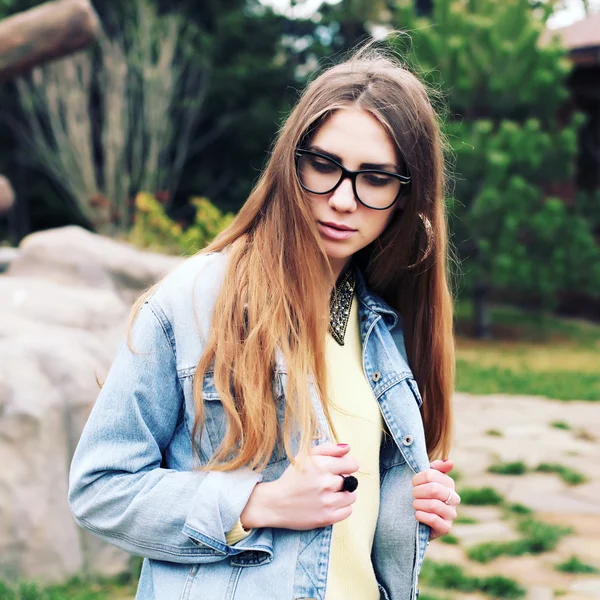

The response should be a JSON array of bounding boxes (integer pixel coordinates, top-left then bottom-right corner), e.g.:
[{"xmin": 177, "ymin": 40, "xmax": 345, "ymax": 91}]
[
  {"xmin": 455, "ymin": 515, "xmax": 478, "ymax": 524},
  {"xmin": 488, "ymin": 461, "xmax": 528, "ymax": 475},
  {"xmin": 419, "ymin": 561, "xmax": 525, "ymax": 598},
  {"xmin": 460, "ymin": 486, "xmax": 504, "ymax": 506},
  {"xmin": 455, "ymin": 303, "xmax": 600, "ymax": 401},
  {"xmin": 551, "ymin": 421, "xmax": 571, "ymax": 430},
  {"xmin": 535, "ymin": 462, "xmax": 588, "ymax": 485},
  {"xmin": 485, "ymin": 428, "xmax": 503, "ymax": 437},
  {"xmin": 467, "ymin": 518, "xmax": 572, "ymax": 563},
  {"xmin": 506, "ymin": 503, "xmax": 533, "ymax": 515},
  {"xmin": 439, "ymin": 534, "xmax": 459, "ymax": 545},
  {"xmin": 555, "ymin": 556, "xmax": 599, "ymax": 574},
  {"xmin": 0, "ymin": 576, "xmax": 137, "ymax": 600}
]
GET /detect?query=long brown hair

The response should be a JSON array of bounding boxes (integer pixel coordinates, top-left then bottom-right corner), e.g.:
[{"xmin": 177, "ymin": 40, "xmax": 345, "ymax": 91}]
[{"xmin": 131, "ymin": 43, "xmax": 455, "ymax": 469}]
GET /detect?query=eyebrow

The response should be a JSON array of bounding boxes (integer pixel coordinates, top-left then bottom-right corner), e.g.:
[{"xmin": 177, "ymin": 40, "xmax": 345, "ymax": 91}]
[{"xmin": 308, "ymin": 145, "xmax": 400, "ymax": 173}]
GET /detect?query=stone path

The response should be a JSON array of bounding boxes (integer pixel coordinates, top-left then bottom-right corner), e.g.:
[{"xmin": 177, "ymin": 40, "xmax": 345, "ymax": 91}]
[{"xmin": 426, "ymin": 392, "xmax": 600, "ymax": 600}]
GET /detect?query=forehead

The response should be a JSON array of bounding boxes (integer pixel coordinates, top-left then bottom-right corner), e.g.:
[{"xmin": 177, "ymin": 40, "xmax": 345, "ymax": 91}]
[{"xmin": 310, "ymin": 107, "xmax": 397, "ymax": 165}]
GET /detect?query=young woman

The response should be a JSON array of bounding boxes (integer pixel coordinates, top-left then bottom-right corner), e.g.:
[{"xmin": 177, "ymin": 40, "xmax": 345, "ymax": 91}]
[{"xmin": 69, "ymin": 45, "xmax": 459, "ymax": 600}]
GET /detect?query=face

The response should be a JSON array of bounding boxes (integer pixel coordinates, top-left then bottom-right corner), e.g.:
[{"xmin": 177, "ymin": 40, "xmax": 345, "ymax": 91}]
[{"xmin": 300, "ymin": 107, "xmax": 403, "ymax": 280}]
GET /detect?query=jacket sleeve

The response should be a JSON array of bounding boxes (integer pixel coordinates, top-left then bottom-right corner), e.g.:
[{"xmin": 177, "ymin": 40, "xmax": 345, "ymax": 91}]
[{"xmin": 68, "ymin": 299, "xmax": 268, "ymax": 563}]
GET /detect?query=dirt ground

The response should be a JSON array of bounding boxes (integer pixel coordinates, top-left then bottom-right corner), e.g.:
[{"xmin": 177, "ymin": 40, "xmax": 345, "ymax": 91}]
[{"xmin": 426, "ymin": 392, "xmax": 600, "ymax": 600}]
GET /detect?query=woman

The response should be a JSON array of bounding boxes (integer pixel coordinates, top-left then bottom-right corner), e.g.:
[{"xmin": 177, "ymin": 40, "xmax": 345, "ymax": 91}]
[{"xmin": 69, "ymin": 45, "xmax": 459, "ymax": 600}]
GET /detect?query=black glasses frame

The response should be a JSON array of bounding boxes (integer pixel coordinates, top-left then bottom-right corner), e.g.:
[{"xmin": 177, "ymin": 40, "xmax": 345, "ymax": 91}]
[{"xmin": 295, "ymin": 148, "xmax": 411, "ymax": 211}]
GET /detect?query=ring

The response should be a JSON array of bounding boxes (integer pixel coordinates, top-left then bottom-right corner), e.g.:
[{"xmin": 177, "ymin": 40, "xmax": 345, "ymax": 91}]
[
  {"xmin": 444, "ymin": 488, "xmax": 453, "ymax": 505},
  {"xmin": 341, "ymin": 475, "xmax": 358, "ymax": 493}
]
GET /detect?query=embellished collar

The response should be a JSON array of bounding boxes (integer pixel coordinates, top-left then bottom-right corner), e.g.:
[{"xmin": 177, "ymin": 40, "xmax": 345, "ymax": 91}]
[{"xmin": 329, "ymin": 265, "xmax": 357, "ymax": 346}]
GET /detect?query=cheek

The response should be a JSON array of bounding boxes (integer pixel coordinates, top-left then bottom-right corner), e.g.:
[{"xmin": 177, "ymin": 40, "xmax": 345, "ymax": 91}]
[{"xmin": 363, "ymin": 211, "xmax": 395, "ymax": 241}]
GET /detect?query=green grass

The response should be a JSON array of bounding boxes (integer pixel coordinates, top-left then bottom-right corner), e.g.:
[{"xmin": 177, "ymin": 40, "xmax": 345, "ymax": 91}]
[
  {"xmin": 467, "ymin": 518, "xmax": 572, "ymax": 563},
  {"xmin": 485, "ymin": 428, "xmax": 503, "ymax": 437},
  {"xmin": 0, "ymin": 571, "xmax": 138, "ymax": 600},
  {"xmin": 439, "ymin": 534, "xmax": 459, "ymax": 545},
  {"xmin": 488, "ymin": 461, "xmax": 528, "ymax": 475},
  {"xmin": 455, "ymin": 515, "xmax": 478, "ymax": 524},
  {"xmin": 551, "ymin": 421, "xmax": 571, "ymax": 430},
  {"xmin": 456, "ymin": 361, "xmax": 600, "ymax": 401},
  {"xmin": 460, "ymin": 486, "xmax": 504, "ymax": 506},
  {"xmin": 555, "ymin": 556, "xmax": 599, "ymax": 574},
  {"xmin": 455, "ymin": 303, "xmax": 600, "ymax": 402},
  {"xmin": 419, "ymin": 561, "xmax": 525, "ymax": 598},
  {"xmin": 535, "ymin": 463, "xmax": 588, "ymax": 485},
  {"xmin": 506, "ymin": 503, "xmax": 533, "ymax": 515}
]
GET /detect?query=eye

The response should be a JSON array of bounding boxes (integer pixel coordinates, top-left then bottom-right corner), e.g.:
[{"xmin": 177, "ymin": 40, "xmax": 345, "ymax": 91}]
[
  {"xmin": 362, "ymin": 173, "xmax": 395, "ymax": 187},
  {"xmin": 309, "ymin": 156, "xmax": 337, "ymax": 173}
]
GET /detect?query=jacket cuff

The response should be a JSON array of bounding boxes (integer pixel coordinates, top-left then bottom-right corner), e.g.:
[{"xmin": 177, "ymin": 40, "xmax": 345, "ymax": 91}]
[
  {"xmin": 225, "ymin": 518, "xmax": 253, "ymax": 545},
  {"xmin": 182, "ymin": 468, "xmax": 262, "ymax": 553}
]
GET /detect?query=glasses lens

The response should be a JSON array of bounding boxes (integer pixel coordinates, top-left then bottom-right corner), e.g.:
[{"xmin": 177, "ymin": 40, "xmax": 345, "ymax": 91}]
[
  {"xmin": 297, "ymin": 153, "xmax": 341, "ymax": 194},
  {"xmin": 356, "ymin": 172, "xmax": 402, "ymax": 209}
]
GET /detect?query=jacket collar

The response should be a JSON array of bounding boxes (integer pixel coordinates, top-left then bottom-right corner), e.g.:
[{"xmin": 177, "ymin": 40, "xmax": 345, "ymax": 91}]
[{"xmin": 354, "ymin": 266, "xmax": 400, "ymax": 329}]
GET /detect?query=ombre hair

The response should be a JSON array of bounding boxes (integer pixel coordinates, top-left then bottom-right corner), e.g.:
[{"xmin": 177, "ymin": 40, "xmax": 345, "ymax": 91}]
[{"xmin": 130, "ymin": 42, "xmax": 455, "ymax": 470}]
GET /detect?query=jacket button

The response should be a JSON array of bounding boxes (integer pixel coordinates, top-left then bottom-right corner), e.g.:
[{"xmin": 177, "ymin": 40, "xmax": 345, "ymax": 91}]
[
  {"xmin": 372, "ymin": 371, "xmax": 381, "ymax": 382},
  {"xmin": 402, "ymin": 434, "xmax": 414, "ymax": 446}
]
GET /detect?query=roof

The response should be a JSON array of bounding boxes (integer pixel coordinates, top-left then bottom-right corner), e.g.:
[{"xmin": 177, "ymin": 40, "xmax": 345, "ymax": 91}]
[{"xmin": 542, "ymin": 13, "xmax": 600, "ymax": 50}]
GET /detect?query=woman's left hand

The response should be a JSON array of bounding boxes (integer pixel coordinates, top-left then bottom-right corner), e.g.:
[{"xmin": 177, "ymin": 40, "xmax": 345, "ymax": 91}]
[{"xmin": 412, "ymin": 459, "xmax": 461, "ymax": 541}]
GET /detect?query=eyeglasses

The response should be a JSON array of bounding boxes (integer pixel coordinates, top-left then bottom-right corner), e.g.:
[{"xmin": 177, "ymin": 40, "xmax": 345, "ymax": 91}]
[{"xmin": 295, "ymin": 148, "xmax": 411, "ymax": 210}]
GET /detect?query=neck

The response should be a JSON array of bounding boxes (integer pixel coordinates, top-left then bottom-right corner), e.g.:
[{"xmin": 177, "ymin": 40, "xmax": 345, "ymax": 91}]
[{"xmin": 329, "ymin": 257, "xmax": 351, "ymax": 287}]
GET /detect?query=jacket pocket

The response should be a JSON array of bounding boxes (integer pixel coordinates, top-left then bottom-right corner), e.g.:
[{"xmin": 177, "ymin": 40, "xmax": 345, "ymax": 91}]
[{"xmin": 200, "ymin": 370, "xmax": 287, "ymax": 467}]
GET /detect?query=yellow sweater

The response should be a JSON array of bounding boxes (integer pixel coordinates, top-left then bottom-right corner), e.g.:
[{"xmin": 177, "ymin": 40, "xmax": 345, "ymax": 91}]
[
  {"xmin": 228, "ymin": 295, "xmax": 383, "ymax": 600},
  {"xmin": 324, "ymin": 294, "xmax": 383, "ymax": 600}
]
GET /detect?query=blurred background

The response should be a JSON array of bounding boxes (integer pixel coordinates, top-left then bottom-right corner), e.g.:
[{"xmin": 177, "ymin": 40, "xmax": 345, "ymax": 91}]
[{"xmin": 0, "ymin": 0, "xmax": 598, "ymax": 599}]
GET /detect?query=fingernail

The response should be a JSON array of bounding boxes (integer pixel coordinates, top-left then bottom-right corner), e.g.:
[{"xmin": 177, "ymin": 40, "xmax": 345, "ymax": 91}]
[{"xmin": 337, "ymin": 443, "xmax": 349, "ymax": 448}]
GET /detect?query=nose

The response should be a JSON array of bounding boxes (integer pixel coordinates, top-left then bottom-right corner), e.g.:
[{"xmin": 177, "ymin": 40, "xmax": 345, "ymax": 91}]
[{"xmin": 328, "ymin": 178, "xmax": 358, "ymax": 213}]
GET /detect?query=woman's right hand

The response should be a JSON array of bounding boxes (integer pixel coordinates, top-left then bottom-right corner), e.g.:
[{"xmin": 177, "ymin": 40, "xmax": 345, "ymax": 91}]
[{"xmin": 240, "ymin": 442, "xmax": 359, "ymax": 530}]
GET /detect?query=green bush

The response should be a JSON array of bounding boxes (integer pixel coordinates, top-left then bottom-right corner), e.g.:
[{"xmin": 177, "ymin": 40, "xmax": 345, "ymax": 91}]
[
  {"xmin": 129, "ymin": 192, "xmax": 235, "ymax": 255},
  {"xmin": 551, "ymin": 421, "xmax": 571, "ymax": 430},
  {"xmin": 439, "ymin": 534, "xmax": 459, "ymax": 545}
]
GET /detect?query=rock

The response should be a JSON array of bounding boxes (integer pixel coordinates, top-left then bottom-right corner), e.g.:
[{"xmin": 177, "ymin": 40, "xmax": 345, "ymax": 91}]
[
  {"xmin": 0, "ymin": 175, "xmax": 15, "ymax": 213},
  {"xmin": 7, "ymin": 225, "xmax": 184, "ymax": 303},
  {"xmin": 0, "ymin": 276, "xmax": 127, "ymax": 332},
  {"xmin": 0, "ymin": 323, "xmax": 129, "ymax": 582},
  {"xmin": 0, "ymin": 247, "xmax": 19, "ymax": 273},
  {"xmin": 0, "ymin": 228, "xmax": 185, "ymax": 583}
]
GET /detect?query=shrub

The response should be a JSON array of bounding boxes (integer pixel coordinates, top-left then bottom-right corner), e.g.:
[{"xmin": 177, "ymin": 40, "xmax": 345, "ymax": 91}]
[{"xmin": 129, "ymin": 192, "xmax": 234, "ymax": 255}]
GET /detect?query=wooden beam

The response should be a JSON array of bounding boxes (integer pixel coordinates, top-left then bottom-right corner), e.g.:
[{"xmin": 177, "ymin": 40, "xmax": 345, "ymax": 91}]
[{"xmin": 0, "ymin": 0, "xmax": 100, "ymax": 82}]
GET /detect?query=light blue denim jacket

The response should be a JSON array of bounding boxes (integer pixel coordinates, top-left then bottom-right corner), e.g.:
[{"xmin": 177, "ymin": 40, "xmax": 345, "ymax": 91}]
[{"xmin": 68, "ymin": 252, "xmax": 431, "ymax": 600}]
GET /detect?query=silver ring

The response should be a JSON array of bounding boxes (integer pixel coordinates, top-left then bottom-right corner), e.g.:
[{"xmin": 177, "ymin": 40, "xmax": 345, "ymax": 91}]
[{"xmin": 444, "ymin": 488, "xmax": 453, "ymax": 505}]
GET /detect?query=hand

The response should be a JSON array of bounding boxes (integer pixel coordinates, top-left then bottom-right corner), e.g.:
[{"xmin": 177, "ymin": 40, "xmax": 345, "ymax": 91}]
[
  {"xmin": 240, "ymin": 442, "xmax": 359, "ymax": 530},
  {"xmin": 412, "ymin": 459, "xmax": 461, "ymax": 541}
]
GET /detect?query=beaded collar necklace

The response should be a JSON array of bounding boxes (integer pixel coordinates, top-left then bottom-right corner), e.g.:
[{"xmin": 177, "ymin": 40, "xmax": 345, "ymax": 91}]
[{"xmin": 329, "ymin": 265, "xmax": 357, "ymax": 346}]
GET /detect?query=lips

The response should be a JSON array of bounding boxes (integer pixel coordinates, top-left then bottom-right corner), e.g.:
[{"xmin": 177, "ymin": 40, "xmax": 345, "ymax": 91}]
[
  {"xmin": 320, "ymin": 221, "xmax": 356, "ymax": 232},
  {"xmin": 317, "ymin": 221, "xmax": 357, "ymax": 241}
]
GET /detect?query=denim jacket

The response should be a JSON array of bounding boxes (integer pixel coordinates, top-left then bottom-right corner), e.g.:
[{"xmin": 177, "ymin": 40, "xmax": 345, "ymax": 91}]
[{"xmin": 68, "ymin": 251, "xmax": 431, "ymax": 600}]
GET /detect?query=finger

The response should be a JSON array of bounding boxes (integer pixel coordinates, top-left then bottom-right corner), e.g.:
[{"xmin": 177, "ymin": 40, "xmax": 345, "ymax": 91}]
[
  {"xmin": 310, "ymin": 442, "xmax": 351, "ymax": 457},
  {"xmin": 413, "ymin": 498, "xmax": 457, "ymax": 521},
  {"xmin": 325, "ymin": 490, "xmax": 357, "ymax": 510},
  {"xmin": 412, "ymin": 469, "xmax": 455, "ymax": 490},
  {"xmin": 322, "ymin": 455, "xmax": 360, "ymax": 476},
  {"xmin": 430, "ymin": 459, "xmax": 454, "ymax": 474},
  {"xmin": 330, "ymin": 505, "xmax": 353, "ymax": 524},
  {"xmin": 412, "ymin": 482, "xmax": 461, "ymax": 505},
  {"xmin": 414, "ymin": 510, "xmax": 453, "ymax": 537}
]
